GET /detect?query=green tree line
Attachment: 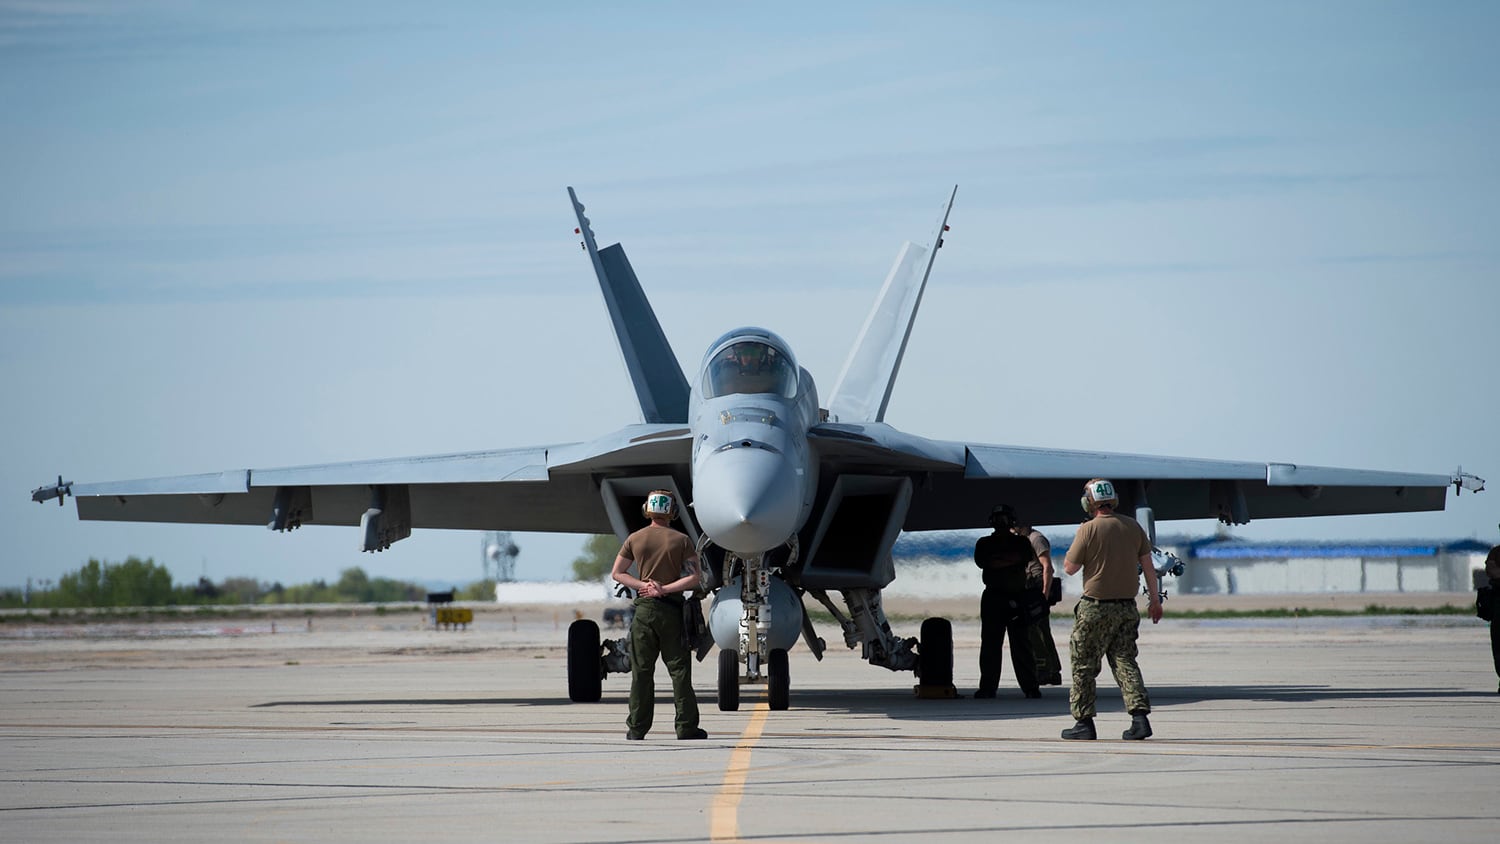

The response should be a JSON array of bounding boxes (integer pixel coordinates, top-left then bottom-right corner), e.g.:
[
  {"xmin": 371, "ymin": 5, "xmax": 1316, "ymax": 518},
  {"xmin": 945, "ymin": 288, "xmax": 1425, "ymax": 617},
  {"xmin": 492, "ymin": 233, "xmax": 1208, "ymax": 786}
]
[
  {"xmin": 571, "ymin": 534, "xmax": 618, "ymax": 581},
  {"xmin": 4, "ymin": 534, "xmax": 611, "ymax": 610},
  {"xmin": 0, "ymin": 557, "xmax": 492, "ymax": 610}
]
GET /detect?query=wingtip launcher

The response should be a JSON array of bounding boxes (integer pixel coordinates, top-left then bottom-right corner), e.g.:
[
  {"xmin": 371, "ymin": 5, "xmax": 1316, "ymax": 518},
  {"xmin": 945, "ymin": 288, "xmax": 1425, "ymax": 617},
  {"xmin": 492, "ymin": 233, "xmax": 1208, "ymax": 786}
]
[
  {"xmin": 30, "ymin": 476, "xmax": 72, "ymax": 506},
  {"xmin": 1453, "ymin": 467, "xmax": 1485, "ymax": 495}
]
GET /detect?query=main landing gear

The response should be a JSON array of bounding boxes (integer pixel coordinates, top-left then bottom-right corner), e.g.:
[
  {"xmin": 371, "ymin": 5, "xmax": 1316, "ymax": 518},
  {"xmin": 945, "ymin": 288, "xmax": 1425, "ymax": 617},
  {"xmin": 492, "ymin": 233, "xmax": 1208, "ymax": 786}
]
[
  {"xmin": 566, "ymin": 618, "xmax": 631, "ymax": 703},
  {"xmin": 566, "ymin": 572, "xmax": 955, "ymax": 707},
  {"xmin": 914, "ymin": 616, "xmax": 956, "ymax": 698}
]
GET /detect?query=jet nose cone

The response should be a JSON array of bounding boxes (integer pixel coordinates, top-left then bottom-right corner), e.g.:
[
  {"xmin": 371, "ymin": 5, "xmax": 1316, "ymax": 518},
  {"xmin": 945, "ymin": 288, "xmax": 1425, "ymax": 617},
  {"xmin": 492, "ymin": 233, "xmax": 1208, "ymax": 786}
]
[{"xmin": 694, "ymin": 446, "xmax": 802, "ymax": 554}]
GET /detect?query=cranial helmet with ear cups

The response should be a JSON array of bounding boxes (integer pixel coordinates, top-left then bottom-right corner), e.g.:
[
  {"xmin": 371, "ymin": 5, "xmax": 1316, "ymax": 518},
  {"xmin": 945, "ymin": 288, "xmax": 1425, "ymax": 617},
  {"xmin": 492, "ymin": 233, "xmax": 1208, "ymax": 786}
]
[
  {"xmin": 642, "ymin": 489, "xmax": 677, "ymax": 521},
  {"xmin": 1080, "ymin": 478, "xmax": 1118, "ymax": 514},
  {"xmin": 989, "ymin": 504, "xmax": 1017, "ymax": 530}
]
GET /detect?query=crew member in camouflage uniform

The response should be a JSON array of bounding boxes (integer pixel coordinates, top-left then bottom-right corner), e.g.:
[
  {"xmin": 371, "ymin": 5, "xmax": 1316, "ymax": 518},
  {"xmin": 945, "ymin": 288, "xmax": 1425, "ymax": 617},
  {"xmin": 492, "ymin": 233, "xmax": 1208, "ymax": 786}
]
[
  {"xmin": 611, "ymin": 490, "xmax": 708, "ymax": 741},
  {"xmin": 1014, "ymin": 514, "xmax": 1063, "ymax": 686},
  {"xmin": 1061, "ymin": 479, "xmax": 1163, "ymax": 740},
  {"xmin": 972, "ymin": 504, "xmax": 1041, "ymax": 699}
]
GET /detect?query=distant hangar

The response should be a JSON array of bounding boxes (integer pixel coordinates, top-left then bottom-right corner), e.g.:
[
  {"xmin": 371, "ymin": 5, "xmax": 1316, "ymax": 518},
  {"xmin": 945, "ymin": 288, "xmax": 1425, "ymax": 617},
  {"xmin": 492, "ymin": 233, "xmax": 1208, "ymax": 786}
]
[{"xmin": 893, "ymin": 533, "xmax": 1491, "ymax": 595}]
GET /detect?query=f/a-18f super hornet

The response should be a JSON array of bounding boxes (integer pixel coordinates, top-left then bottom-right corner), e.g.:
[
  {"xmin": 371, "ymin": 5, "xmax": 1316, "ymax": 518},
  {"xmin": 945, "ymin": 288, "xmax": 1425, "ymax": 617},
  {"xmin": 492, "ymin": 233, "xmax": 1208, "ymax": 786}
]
[{"xmin": 32, "ymin": 187, "xmax": 1485, "ymax": 711}]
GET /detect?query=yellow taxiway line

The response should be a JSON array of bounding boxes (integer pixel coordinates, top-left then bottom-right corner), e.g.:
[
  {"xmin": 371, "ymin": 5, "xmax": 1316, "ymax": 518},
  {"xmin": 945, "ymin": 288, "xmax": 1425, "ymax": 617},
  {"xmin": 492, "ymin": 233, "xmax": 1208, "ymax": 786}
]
[{"xmin": 709, "ymin": 702, "xmax": 770, "ymax": 842}]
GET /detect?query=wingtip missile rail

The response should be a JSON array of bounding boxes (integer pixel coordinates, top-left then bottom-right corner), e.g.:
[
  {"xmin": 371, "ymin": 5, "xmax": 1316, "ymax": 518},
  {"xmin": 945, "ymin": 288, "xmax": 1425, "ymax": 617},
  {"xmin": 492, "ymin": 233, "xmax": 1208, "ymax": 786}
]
[
  {"xmin": 1453, "ymin": 468, "xmax": 1485, "ymax": 495},
  {"xmin": 31, "ymin": 476, "xmax": 72, "ymax": 506}
]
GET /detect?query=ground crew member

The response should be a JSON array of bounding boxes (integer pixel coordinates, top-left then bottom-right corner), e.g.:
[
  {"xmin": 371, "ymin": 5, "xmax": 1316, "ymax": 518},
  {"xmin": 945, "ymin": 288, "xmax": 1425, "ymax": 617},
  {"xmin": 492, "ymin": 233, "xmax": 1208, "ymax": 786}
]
[
  {"xmin": 1061, "ymin": 479, "xmax": 1163, "ymax": 740},
  {"xmin": 1485, "ymin": 536, "xmax": 1500, "ymax": 694},
  {"xmin": 1014, "ymin": 514, "xmax": 1063, "ymax": 686},
  {"xmin": 972, "ymin": 504, "xmax": 1041, "ymax": 699},
  {"xmin": 610, "ymin": 490, "xmax": 708, "ymax": 741}
]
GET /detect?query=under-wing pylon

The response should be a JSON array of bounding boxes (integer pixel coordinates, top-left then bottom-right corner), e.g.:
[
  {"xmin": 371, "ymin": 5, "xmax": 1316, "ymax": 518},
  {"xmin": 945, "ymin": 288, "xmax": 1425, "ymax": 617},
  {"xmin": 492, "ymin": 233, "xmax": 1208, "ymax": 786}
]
[{"xmin": 32, "ymin": 187, "xmax": 1485, "ymax": 711}]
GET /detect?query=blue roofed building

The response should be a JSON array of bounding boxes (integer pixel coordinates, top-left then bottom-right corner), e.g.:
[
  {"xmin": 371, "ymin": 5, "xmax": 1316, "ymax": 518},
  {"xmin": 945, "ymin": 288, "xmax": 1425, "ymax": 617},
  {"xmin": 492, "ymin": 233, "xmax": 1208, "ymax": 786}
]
[
  {"xmin": 891, "ymin": 532, "xmax": 1491, "ymax": 598},
  {"xmin": 1169, "ymin": 537, "xmax": 1490, "ymax": 594}
]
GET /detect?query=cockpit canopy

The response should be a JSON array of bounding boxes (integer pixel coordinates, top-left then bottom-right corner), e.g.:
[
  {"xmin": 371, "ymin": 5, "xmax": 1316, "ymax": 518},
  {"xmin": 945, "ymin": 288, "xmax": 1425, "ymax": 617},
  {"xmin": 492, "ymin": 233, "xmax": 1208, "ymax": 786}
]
[{"xmin": 701, "ymin": 328, "xmax": 799, "ymax": 399}]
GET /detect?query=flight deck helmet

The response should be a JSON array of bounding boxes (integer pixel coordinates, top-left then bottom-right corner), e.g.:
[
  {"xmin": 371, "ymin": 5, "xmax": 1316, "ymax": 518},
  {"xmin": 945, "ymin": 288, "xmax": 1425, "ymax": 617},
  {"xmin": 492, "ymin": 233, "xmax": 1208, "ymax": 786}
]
[
  {"xmin": 1080, "ymin": 478, "xmax": 1118, "ymax": 515},
  {"xmin": 989, "ymin": 504, "xmax": 1017, "ymax": 530},
  {"xmin": 642, "ymin": 489, "xmax": 678, "ymax": 522}
]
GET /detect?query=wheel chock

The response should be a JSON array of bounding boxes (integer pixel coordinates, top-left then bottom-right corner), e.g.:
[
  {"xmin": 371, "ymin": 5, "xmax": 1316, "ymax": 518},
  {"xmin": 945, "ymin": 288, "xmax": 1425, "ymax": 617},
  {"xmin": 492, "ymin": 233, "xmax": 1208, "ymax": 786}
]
[{"xmin": 913, "ymin": 683, "xmax": 958, "ymax": 699}]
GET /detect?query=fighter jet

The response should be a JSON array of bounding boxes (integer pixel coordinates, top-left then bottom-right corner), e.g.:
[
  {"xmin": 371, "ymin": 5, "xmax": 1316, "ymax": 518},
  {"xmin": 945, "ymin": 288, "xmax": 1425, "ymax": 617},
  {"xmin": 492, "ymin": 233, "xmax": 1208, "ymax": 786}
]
[{"xmin": 31, "ymin": 187, "xmax": 1485, "ymax": 711}]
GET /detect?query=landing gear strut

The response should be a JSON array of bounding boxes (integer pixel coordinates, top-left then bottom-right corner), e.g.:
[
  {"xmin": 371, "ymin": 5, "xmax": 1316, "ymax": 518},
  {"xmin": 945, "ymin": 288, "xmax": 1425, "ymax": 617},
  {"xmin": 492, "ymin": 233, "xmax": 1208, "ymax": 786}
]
[{"xmin": 713, "ymin": 544, "xmax": 802, "ymax": 710}]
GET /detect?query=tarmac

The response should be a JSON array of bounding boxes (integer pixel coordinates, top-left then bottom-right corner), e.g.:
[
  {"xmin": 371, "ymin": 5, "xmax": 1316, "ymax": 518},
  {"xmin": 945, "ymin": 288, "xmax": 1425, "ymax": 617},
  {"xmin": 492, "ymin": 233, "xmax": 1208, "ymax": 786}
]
[{"xmin": 1, "ymin": 595, "xmax": 1497, "ymax": 843}]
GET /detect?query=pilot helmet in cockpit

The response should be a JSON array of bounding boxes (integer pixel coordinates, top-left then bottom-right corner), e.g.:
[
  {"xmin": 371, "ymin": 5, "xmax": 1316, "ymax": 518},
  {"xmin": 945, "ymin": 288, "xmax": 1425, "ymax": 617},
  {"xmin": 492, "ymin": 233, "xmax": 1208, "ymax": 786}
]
[{"xmin": 732, "ymin": 342, "xmax": 766, "ymax": 371}]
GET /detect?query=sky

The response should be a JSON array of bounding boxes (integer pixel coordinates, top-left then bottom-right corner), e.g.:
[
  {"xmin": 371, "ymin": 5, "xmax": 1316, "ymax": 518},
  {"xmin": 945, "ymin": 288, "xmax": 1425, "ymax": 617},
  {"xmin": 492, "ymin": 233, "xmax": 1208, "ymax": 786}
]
[{"xmin": 2, "ymin": 1, "xmax": 1496, "ymax": 590}]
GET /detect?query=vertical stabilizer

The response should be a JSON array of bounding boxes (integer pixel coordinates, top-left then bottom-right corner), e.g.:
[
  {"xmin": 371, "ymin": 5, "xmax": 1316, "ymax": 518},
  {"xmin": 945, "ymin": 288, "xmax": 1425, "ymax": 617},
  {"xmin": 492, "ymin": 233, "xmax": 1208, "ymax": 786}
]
[
  {"xmin": 826, "ymin": 186, "xmax": 957, "ymax": 423},
  {"xmin": 569, "ymin": 187, "xmax": 690, "ymax": 424}
]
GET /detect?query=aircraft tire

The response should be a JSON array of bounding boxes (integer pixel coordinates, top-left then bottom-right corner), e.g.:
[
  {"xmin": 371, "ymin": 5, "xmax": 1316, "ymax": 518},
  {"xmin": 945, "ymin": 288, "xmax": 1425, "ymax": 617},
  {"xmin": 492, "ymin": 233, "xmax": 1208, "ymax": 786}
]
[
  {"xmin": 767, "ymin": 648, "xmax": 790, "ymax": 711},
  {"xmin": 918, "ymin": 616, "xmax": 953, "ymax": 689},
  {"xmin": 718, "ymin": 649, "xmax": 740, "ymax": 711},
  {"xmin": 567, "ymin": 619, "xmax": 603, "ymax": 703}
]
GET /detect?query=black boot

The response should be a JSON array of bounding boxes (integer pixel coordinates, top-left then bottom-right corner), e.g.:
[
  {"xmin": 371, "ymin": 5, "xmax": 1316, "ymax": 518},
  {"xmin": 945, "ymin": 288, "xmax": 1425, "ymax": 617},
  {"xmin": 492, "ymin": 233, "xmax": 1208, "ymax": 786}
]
[
  {"xmin": 1122, "ymin": 713, "xmax": 1153, "ymax": 740},
  {"xmin": 1061, "ymin": 718, "xmax": 1096, "ymax": 740}
]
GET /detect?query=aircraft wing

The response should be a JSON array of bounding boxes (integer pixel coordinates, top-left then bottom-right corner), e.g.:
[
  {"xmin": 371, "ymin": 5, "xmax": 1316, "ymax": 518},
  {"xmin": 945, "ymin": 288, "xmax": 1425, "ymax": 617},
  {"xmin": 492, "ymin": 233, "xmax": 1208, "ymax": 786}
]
[
  {"xmin": 809, "ymin": 422, "xmax": 1460, "ymax": 531},
  {"xmin": 54, "ymin": 424, "xmax": 693, "ymax": 549}
]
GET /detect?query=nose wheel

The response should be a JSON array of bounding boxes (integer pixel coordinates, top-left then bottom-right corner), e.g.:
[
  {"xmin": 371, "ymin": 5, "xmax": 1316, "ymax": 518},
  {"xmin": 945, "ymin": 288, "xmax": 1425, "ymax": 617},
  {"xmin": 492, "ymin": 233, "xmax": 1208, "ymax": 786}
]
[
  {"xmin": 717, "ymin": 647, "xmax": 792, "ymax": 711},
  {"xmin": 767, "ymin": 648, "xmax": 790, "ymax": 711},
  {"xmin": 718, "ymin": 649, "xmax": 740, "ymax": 711}
]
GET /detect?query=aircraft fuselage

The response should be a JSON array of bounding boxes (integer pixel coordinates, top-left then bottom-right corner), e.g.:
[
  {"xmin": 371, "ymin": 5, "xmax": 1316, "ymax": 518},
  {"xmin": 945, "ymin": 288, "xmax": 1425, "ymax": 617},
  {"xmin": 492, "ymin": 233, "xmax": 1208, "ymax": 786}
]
[{"xmin": 688, "ymin": 328, "xmax": 819, "ymax": 556}]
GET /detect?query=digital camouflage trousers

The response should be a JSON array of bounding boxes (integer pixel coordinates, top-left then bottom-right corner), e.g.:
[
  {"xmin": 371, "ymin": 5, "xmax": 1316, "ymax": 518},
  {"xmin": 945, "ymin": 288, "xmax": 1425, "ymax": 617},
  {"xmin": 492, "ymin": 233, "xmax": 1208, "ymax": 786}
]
[{"xmin": 1068, "ymin": 599, "xmax": 1151, "ymax": 720}]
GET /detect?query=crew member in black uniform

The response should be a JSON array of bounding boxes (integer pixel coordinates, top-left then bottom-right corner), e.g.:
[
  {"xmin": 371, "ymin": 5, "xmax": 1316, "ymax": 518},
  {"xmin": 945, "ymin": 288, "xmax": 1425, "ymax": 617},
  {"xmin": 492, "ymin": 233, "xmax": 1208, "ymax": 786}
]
[
  {"xmin": 1484, "ymin": 538, "xmax": 1500, "ymax": 694},
  {"xmin": 972, "ymin": 504, "xmax": 1041, "ymax": 699}
]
